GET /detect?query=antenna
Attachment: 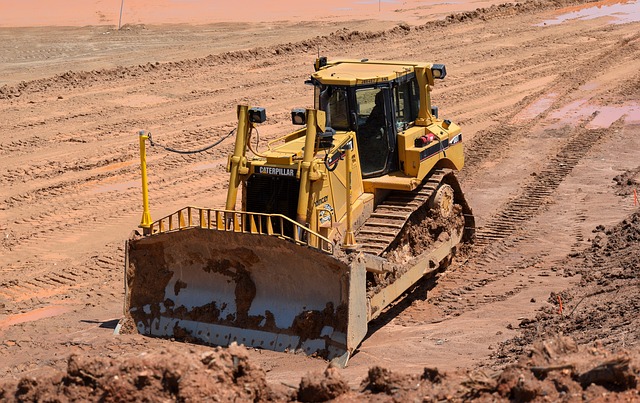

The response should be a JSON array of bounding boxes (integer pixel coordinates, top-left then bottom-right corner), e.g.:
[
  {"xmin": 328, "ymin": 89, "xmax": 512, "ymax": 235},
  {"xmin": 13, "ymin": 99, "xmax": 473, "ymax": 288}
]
[{"xmin": 118, "ymin": 0, "xmax": 125, "ymax": 30}]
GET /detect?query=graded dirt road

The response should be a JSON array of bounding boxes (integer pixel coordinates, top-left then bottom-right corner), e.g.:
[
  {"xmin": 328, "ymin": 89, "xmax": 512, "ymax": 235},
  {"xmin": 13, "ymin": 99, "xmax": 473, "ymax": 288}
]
[{"xmin": 1, "ymin": 0, "xmax": 639, "ymax": 399}]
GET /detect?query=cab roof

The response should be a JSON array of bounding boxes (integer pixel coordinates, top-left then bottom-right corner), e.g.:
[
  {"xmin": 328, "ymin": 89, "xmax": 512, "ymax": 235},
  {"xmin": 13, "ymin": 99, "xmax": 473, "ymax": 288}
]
[{"xmin": 311, "ymin": 59, "xmax": 430, "ymax": 86}]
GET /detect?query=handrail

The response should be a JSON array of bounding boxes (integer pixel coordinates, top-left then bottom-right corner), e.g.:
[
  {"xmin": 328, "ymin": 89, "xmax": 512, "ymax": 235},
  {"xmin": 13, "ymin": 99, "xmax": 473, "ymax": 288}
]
[
  {"xmin": 148, "ymin": 206, "xmax": 334, "ymax": 254},
  {"xmin": 266, "ymin": 127, "xmax": 307, "ymax": 150}
]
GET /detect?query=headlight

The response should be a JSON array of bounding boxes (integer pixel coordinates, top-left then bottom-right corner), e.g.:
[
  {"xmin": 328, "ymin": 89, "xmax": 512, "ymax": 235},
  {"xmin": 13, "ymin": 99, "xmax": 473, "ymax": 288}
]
[
  {"xmin": 431, "ymin": 64, "xmax": 447, "ymax": 79},
  {"xmin": 291, "ymin": 108, "xmax": 306, "ymax": 125},
  {"xmin": 248, "ymin": 107, "xmax": 266, "ymax": 123}
]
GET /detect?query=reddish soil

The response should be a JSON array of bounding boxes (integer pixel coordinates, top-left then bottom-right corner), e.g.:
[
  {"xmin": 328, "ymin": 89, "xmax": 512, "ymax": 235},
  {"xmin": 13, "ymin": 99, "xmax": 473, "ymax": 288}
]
[{"xmin": 1, "ymin": 0, "xmax": 640, "ymax": 401}]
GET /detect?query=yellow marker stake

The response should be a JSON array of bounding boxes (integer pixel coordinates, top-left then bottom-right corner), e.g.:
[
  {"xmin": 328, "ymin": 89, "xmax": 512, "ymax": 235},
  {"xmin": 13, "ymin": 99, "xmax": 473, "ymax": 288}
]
[{"xmin": 138, "ymin": 130, "xmax": 153, "ymax": 234}]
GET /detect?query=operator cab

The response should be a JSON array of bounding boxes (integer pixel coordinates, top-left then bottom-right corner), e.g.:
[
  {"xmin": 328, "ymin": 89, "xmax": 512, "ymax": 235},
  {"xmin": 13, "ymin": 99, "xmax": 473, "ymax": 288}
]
[{"xmin": 311, "ymin": 65, "xmax": 421, "ymax": 178}]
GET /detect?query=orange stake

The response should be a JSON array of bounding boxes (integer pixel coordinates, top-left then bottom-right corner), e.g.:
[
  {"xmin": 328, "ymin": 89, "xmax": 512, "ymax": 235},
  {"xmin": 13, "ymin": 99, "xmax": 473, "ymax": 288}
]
[
  {"xmin": 634, "ymin": 189, "xmax": 638, "ymax": 206},
  {"xmin": 557, "ymin": 295, "xmax": 563, "ymax": 315}
]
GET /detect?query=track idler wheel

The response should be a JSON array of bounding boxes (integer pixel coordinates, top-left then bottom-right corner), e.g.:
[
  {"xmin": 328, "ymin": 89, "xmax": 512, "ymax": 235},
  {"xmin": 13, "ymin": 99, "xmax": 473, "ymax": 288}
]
[{"xmin": 431, "ymin": 184, "xmax": 455, "ymax": 217}]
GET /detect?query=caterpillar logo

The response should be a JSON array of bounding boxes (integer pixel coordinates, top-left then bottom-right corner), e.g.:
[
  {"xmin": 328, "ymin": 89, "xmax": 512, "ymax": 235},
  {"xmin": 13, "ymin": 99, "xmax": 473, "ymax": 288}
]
[
  {"xmin": 450, "ymin": 133, "xmax": 462, "ymax": 145},
  {"xmin": 257, "ymin": 166, "xmax": 296, "ymax": 177}
]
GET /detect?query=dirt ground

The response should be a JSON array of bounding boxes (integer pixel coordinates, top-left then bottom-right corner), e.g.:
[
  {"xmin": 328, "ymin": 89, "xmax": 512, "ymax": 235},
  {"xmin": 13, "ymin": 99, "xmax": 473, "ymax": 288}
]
[{"xmin": 1, "ymin": 0, "xmax": 639, "ymax": 400}]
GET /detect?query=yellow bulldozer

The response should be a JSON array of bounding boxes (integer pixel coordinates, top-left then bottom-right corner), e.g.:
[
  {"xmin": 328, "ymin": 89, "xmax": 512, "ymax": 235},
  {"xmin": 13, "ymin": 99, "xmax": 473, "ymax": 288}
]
[{"xmin": 124, "ymin": 57, "xmax": 474, "ymax": 366}]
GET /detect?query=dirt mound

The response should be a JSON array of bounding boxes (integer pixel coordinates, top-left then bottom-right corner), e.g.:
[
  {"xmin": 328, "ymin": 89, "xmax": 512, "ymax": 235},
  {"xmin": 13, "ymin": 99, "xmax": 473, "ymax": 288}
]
[
  {"xmin": 1, "ymin": 336, "xmax": 637, "ymax": 402},
  {"xmin": 496, "ymin": 211, "xmax": 640, "ymax": 364},
  {"xmin": 342, "ymin": 337, "xmax": 639, "ymax": 401},
  {"xmin": 613, "ymin": 166, "xmax": 640, "ymax": 196},
  {"xmin": 0, "ymin": 343, "xmax": 284, "ymax": 402},
  {"xmin": 297, "ymin": 367, "xmax": 349, "ymax": 402},
  {"xmin": 501, "ymin": 337, "xmax": 640, "ymax": 400}
]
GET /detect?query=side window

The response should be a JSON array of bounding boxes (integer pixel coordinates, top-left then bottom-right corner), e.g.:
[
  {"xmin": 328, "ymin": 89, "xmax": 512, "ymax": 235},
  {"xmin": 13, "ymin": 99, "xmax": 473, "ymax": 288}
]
[
  {"xmin": 394, "ymin": 79, "xmax": 419, "ymax": 130},
  {"xmin": 327, "ymin": 90, "xmax": 349, "ymax": 130},
  {"xmin": 316, "ymin": 86, "xmax": 349, "ymax": 131}
]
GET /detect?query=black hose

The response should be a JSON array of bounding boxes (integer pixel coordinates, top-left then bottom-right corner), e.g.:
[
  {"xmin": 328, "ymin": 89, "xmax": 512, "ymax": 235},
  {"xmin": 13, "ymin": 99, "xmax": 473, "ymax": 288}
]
[{"xmin": 147, "ymin": 128, "xmax": 236, "ymax": 154}]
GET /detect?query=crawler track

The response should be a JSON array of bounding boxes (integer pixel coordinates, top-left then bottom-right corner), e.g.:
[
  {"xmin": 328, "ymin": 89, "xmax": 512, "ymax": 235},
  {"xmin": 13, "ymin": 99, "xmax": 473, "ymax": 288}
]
[{"xmin": 356, "ymin": 169, "xmax": 474, "ymax": 256}]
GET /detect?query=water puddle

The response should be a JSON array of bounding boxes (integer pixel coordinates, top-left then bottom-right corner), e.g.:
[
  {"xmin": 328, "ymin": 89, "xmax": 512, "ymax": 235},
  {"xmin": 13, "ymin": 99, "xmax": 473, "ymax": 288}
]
[
  {"xmin": 0, "ymin": 305, "xmax": 72, "ymax": 329},
  {"xmin": 512, "ymin": 93, "xmax": 559, "ymax": 122},
  {"xmin": 550, "ymin": 100, "xmax": 640, "ymax": 129},
  {"xmin": 537, "ymin": 0, "xmax": 640, "ymax": 26}
]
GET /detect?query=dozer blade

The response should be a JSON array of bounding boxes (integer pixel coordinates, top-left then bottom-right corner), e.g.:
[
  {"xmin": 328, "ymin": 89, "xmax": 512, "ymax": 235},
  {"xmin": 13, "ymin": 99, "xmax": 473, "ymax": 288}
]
[{"xmin": 125, "ymin": 228, "xmax": 368, "ymax": 363}]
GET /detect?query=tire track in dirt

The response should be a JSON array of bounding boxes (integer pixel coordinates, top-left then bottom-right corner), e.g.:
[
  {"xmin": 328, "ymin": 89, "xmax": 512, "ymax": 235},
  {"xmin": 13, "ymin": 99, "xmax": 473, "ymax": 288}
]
[
  {"xmin": 461, "ymin": 29, "xmax": 640, "ymax": 175},
  {"xmin": 473, "ymin": 121, "xmax": 614, "ymax": 248},
  {"xmin": 2, "ymin": 55, "xmax": 312, "ymax": 272},
  {"xmin": 0, "ymin": 243, "xmax": 125, "ymax": 315}
]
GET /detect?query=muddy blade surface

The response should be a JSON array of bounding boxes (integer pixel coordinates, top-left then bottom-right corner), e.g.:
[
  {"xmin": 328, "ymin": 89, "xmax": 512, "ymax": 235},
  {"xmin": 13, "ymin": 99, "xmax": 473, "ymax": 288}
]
[{"xmin": 125, "ymin": 228, "xmax": 362, "ymax": 359}]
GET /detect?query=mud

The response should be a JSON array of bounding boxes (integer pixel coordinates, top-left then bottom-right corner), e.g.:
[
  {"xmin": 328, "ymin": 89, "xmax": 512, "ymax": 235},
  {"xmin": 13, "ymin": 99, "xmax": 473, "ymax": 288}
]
[
  {"xmin": 389, "ymin": 204, "xmax": 464, "ymax": 262},
  {"xmin": 366, "ymin": 203, "xmax": 465, "ymax": 297},
  {"xmin": 0, "ymin": 343, "xmax": 277, "ymax": 402},
  {"xmin": 1, "ymin": 335, "xmax": 638, "ymax": 401},
  {"xmin": 125, "ymin": 237, "xmax": 174, "ymax": 310},
  {"xmin": 203, "ymin": 256, "xmax": 258, "ymax": 324},
  {"xmin": 341, "ymin": 336, "xmax": 639, "ymax": 401},
  {"xmin": 297, "ymin": 368, "xmax": 350, "ymax": 402}
]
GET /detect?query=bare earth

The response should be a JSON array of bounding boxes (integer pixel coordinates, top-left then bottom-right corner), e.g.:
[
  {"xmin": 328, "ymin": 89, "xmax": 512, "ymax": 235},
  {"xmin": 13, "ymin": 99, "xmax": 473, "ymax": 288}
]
[{"xmin": 1, "ymin": 0, "xmax": 639, "ymax": 400}]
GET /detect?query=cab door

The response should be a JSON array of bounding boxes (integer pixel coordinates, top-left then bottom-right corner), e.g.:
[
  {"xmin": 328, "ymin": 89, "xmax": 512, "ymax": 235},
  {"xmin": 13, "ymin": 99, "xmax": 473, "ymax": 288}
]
[{"xmin": 355, "ymin": 86, "xmax": 396, "ymax": 178}]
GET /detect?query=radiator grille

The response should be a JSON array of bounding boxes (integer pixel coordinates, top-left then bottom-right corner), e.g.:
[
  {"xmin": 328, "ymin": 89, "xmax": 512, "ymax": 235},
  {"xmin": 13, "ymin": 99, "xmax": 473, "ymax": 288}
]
[{"xmin": 246, "ymin": 174, "xmax": 300, "ymax": 235}]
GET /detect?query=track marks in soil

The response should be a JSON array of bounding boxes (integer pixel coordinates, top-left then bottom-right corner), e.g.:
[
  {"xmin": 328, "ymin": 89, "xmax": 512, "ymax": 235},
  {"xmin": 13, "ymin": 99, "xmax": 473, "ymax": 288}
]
[
  {"xmin": 474, "ymin": 121, "xmax": 613, "ymax": 248},
  {"xmin": 429, "ymin": 253, "xmax": 551, "ymax": 317},
  {"xmin": 426, "ymin": 26, "xmax": 640, "ymax": 319},
  {"xmin": 0, "ymin": 244, "xmax": 124, "ymax": 315},
  {"xmin": 424, "ymin": 113, "xmax": 625, "ymax": 320}
]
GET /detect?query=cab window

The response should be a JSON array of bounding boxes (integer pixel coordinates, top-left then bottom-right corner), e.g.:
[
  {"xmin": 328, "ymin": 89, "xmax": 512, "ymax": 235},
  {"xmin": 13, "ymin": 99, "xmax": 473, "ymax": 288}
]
[
  {"xmin": 394, "ymin": 78, "xmax": 419, "ymax": 130},
  {"xmin": 315, "ymin": 85, "xmax": 349, "ymax": 131}
]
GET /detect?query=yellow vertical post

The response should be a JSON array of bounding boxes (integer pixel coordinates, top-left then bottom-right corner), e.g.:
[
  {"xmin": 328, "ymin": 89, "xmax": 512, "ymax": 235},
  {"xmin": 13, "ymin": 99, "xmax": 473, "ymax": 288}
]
[
  {"xmin": 296, "ymin": 109, "xmax": 319, "ymax": 226},
  {"xmin": 342, "ymin": 144, "xmax": 357, "ymax": 249},
  {"xmin": 138, "ymin": 130, "xmax": 153, "ymax": 235},
  {"xmin": 225, "ymin": 105, "xmax": 250, "ymax": 211}
]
